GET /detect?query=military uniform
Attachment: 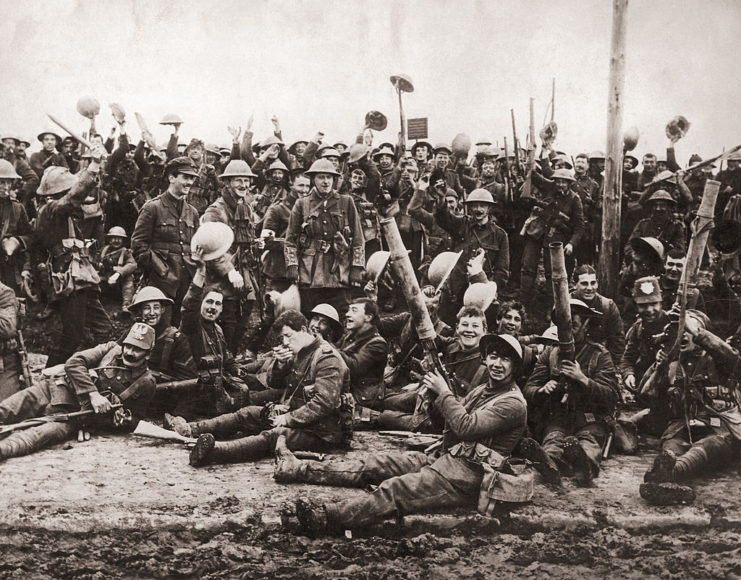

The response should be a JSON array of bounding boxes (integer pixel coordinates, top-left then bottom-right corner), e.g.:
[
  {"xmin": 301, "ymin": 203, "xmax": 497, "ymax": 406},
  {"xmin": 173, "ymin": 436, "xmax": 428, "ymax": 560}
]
[
  {"xmin": 524, "ymin": 340, "xmax": 619, "ymax": 483},
  {"xmin": 104, "ymin": 134, "xmax": 142, "ymax": 234},
  {"xmin": 0, "ymin": 337, "xmax": 156, "ymax": 459},
  {"xmin": 284, "ymin": 187, "xmax": 365, "ymax": 313},
  {"xmin": 99, "ymin": 244, "xmax": 137, "ymax": 309},
  {"xmin": 286, "ymin": 378, "xmax": 528, "ymax": 531},
  {"xmin": 35, "ymin": 169, "xmax": 112, "ymax": 366},
  {"xmin": 29, "ymin": 149, "xmax": 67, "ymax": 180},
  {"xmin": 571, "ymin": 291, "xmax": 625, "ymax": 368},
  {"xmin": 187, "ymin": 336, "xmax": 351, "ymax": 465},
  {"xmin": 262, "ymin": 200, "xmax": 293, "ymax": 292},
  {"xmin": 0, "ymin": 282, "xmax": 20, "ymax": 402},
  {"xmin": 337, "ymin": 325, "xmax": 388, "ymax": 409},
  {"xmin": 187, "ymin": 163, "xmax": 219, "ymax": 215},
  {"xmin": 131, "ymin": 190, "xmax": 199, "ymax": 324},
  {"xmin": 0, "ymin": 194, "xmax": 33, "ymax": 293},
  {"xmin": 628, "ymin": 216, "xmax": 686, "ymax": 257}
]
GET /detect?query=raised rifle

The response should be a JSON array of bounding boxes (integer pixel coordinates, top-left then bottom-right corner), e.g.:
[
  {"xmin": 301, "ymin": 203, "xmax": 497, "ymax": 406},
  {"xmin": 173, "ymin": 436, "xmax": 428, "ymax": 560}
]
[
  {"xmin": 511, "ymin": 109, "xmax": 523, "ymax": 177},
  {"xmin": 520, "ymin": 98, "xmax": 537, "ymax": 200}
]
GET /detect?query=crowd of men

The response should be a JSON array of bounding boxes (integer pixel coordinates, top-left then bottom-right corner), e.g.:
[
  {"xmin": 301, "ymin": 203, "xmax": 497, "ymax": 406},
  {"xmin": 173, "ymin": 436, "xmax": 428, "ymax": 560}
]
[{"xmin": 0, "ymin": 109, "xmax": 739, "ymax": 536}]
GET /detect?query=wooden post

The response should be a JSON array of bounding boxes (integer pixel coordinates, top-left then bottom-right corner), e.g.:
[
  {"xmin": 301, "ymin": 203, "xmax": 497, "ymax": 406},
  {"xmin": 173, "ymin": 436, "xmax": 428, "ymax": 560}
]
[{"xmin": 598, "ymin": 0, "xmax": 629, "ymax": 297}]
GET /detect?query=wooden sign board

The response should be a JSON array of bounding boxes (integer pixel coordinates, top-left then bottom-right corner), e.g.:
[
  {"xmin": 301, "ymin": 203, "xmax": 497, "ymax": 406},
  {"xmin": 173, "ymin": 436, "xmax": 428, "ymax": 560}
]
[{"xmin": 407, "ymin": 118, "xmax": 428, "ymax": 140}]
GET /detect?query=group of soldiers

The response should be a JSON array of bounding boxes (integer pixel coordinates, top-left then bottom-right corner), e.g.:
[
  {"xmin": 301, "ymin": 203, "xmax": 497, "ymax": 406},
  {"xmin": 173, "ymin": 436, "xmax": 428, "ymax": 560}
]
[{"xmin": 0, "ymin": 108, "xmax": 739, "ymax": 536}]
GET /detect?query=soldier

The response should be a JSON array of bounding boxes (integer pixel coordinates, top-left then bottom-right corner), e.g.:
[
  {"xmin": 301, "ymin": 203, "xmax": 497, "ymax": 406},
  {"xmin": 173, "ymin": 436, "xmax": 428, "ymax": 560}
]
[
  {"xmin": 0, "ymin": 322, "xmax": 157, "ymax": 460},
  {"xmin": 660, "ymin": 249, "xmax": 703, "ymax": 312},
  {"xmin": 183, "ymin": 139, "xmax": 220, "ymax": 215},
  {"xmin": 125, "ymin": 286, "xmax": 196, "ymax": 382},
  {"xmin": 523, "ymin": 299, "xmax": 619, "ymax": 486},
  {"xmin": 433, "ymin": 186, "xmax": 510, "ymax": 325},
  {"xmin": 0, "ymin": 160, "xmax": 34, "ymax": 294},
  {"xmin": 571, "ymin": 264, "xmax": 625, "ymax": 368},
  {"xmin": 183, "ymin": 309, "xmax": 351, "ymax": 466},
  {"xmin": 346, "ymin": 168, "xmax": 383, "ymax": 257},
  {"xmin": 372, "ymin": 143, "xmax": 401, "ymax": 200},
  {"xmin": 429, "ymin": 143, "xmax": 463, "ymax": 196},
  {"xmin": 1, "ymin": 136, "xmax": 39, "ymax": 212},
  {"xmin": 202, "ymin": 160, "xmax": 265, "ymax": 353},
  {"xmin": 280, "ymin": 334, "xmax": 528, "ymax": 535},
  {"xmin": 520, "ymin": 168, "xmax": 585, "ymax": 306},
  {"xmin": 105, "ymin": 125, "xmax": 141, "ymax": 235},
  {"xmin": 628, "ymin": 190, "xmax": 687, "ymax": 257},
  {"xmin": 308, "ymin": 303, "xmax": 344, "ymax": 344},
  {"xmin": 29, "ymin": 131, "xmax": 67, "ymax": 179},
  {"xmin": 0, "ymin": 280, "xmax": 21, "ymax": 402},
  {"xmin": 35, "ymin": 147, "xmax": 113, "ymax": 367},
  {"xmin": 640, "ymin": 311, "xmax": 741, "ymax": 505},
  {"xmin": 570, "ymin": 154, "xmax": 601, "ymax": 266},
  {"xmin": 131, "ymin": 156, "xmax": 200, "ymax": 327},
  {"xmin": 60, "ymin": 137, "xmax": 81, "ymax": 174},
  {"xmin": 262, "ymin": 182, "xmax": 299, "ymax": 293},
  {"xmin": 336, "ymin": 298, "xmax": 388, "ymax": 410},
  {"xmin": 410, "ymin": 140, "xmax": 432, "ymax": 173},
  {"xmin": 98, "ymin": 226, "xmax": 137, "ymax": 310},
  {"xmin": 284, "ymin": 159, "xmax": 365, "ymax": 314}
]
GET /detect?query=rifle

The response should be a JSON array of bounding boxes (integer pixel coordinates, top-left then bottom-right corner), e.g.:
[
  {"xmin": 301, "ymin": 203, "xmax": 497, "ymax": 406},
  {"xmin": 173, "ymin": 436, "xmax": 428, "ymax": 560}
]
[
  {"xmin": 0, "ymin": 404, "xmax": 123, "ymax": 435},
  {"xmin": 511, "ymin": 109, "xmax": 523, "ymax": 177},
  {"xmin": 520, "ymin": 98, "xmax": 536, "ymax": 200},
  {"xmin": 649, "ymin": 144, "xmax": 741, "ymax": 187},
  {"xmin": 639, "ymin": 180, "xmax": 720, "ymax": 414},
  {"xmin": 16, "ymin": 329, "xmax": 32, "ymax": 389}
]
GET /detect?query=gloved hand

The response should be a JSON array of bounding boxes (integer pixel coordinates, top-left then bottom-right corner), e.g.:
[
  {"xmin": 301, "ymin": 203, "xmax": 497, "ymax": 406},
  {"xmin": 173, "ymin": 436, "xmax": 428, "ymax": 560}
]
[
  {"xmin": 228, "ymin": 268, "xmax": 245, "ymax": 289},
  {"xmin": 286, "ymin": 265, "xmax": 299, "ymax": 283},
  {"xmin": 350, "ymin": 266, "xmax": 364, "ymax": 287}
]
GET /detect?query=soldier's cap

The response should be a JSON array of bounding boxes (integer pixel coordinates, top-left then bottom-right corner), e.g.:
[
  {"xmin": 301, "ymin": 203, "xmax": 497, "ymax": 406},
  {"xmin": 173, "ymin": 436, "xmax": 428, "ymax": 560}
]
[
  {"xmin": 1, "ymin": 135, "xmax": 21, "ymax": 145},
  {"xmin": 479, "ymin": 334, "xmax": 523, "ymax": 367},
  {"xmin": 19, "ymin": 139, "xmax": 30, "ymax": 147},
  {"xmin": 624, "ymin": 154, "xmax": 639, "ymax": 169},
  {"xmin": 373, "ymin": 145, "xmax": 396, "ymax": 161},
  {"xmin": 62, "ymin": 136, "xmax": 78, "ymax": 145},
  {"xmin": 37, "ymin": 131, "xmax": 62, "ymax": 143},
  {"xmin": 646, "ymin": 189, "xmax": 677, "ymax": 205},
  {"xmin": 184, "ymin": 138, "xmax": 205, "ymax": 153},
  {"xmin": 433, "ymin": 143, "xmax": 452, "ymax": 155},
  {"xmin": 552, "ymin": 168, "xmax": 576, "ymax": 182},
  {"xmin": 165, "ymin": 156, "xmax": 199, "ymax": 177},
  {"xmin": 588, "ymin": 150, "xmax": 605, "ymax": 161},
  {"xmin": 632, "ymin": 276, "xmax": 662, "ymax": 304},
  {"xmin": 535, "ymin": 325, "xmax": 559, "ymax": 344},
  {"xmin": 123, "ymin": 322, "xmax": 156, "ymax": 350}
]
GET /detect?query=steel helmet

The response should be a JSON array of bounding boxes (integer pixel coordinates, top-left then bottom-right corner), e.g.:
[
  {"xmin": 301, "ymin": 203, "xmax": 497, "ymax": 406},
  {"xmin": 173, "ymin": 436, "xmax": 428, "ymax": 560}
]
[
  {"xmin": 347, "ymin": 143, "xmax": 369, "ymax": 164},
  {"xmin": 478, "ymin": 145, "xmax": 499, "ymax": 159},
  {"xmin": 268, "ymin": 159, "xmax": 289, "ymax": 172},
  {"xmin": 319, "ymin": 147, "xmax": 341, "ymax": 160},
  {"xmin": 309, "ymin": 303, "xmax": 342, "ymax": 328},
  {"xmin": 1, "ymin": 135, "xmax": 20, "ymax": 146},
  {"xmin": 539, "ymin": 325, "xmax": 559, "ymax": 343},
  {"xmin": 1, "ymin": 237, "xmax": 20, "ymax": 257},
  {"xmin": 623, "ymin": 126, "xmax": 640, "ymax": 152},
  {"xmin": 433, "ymin": 143, "xmax": 452, "ymax": 155},
  {"xmin": 288, "ymin": 140, "xmax": 308, "ymax": 154},
  {"xmin": 76, "ymin": 96, "xmax": 101, "ymax": 119},
  {"xmin": 106, "ymin": 226, "xmax": 127, "ymax": 239},
  {"xmin": 372, "ymin": 145, "xmax": 396, "ymax": 161},
  {"xmin": 630, "ymin": 236, "xmax": 665, "ymax": 262},
  {"xmin": 463, "ymin": 281, "xmax": 498, "ymax": 312},
  {"xmin": 479, "ymin": 334, "xmax": 523, "ymax": 367},
  {"xmin": 160, "ymin": 113, "xmax": 183, "ymax": 126},
  {"xmin": 0, "ymin": 160, "xmax": 20, "ymax": 179},
  {"xmin": 109, "ymin": 102, "xmax": 126, "ymax": 124},
  {"xmin": 552, "ymin": 153, "xmax": 573, "ymax": 169},
  {"xmin": 128, "ymin": 286, "xmax": 174, "ymax": 310},
  {"xmin": 475, "ymin": 137, "xmax": 493, "ymax": 146},
  {"xmin": 191, "ymin": 222, "xmax": 234, "ymax": 261},
  {"xmin": 624, "ymin": 155, "xmax": 639, "ymax": 169},
  {"xmin": 465, "ymin": 189, "xmax": 495, "ymax": 204},
  {"xmin": 37, "ymin": 131, "xmax": 62, "ymax": 144},
  {"xmin": 219, "ymin": 159, "xmax": 256, "ymax": 180},
  {"xmin": 427, "ymin": 251, "xmax": 462, "ymax": 292},
  {"xmin": 552, "ymin": 168, "xmax": 576, "ymax": 182},
  {"xmin": 552, "ymin": 298, "xmax": 602, "ymax": 321},
  {"xmin": 410, "ymin": 140, "xmax": 432, "ymax": 155},
  {"xmin": 305, "ymin": 158, "xmax": 340, "ymax": 177},
  {"xmin": 37, "ymin": 166, "xmax": 77, "ymax": 196},
  {"xmin": 260, "ymin": 135, "xmax": 284, "ymax": 148},
  {"xmin": 365, "ymin": 251, "xmax": 390, "ymax": 283},
  {"xmin": 646, "ymin": 189, "xmax": 677, "ymax": 205}
]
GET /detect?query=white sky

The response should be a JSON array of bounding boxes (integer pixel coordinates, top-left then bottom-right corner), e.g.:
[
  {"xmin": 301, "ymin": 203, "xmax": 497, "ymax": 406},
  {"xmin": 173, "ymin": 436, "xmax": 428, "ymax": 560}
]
[{"xmin": 1, "ymin": 0, "xmax": 739, "ymax": 165}]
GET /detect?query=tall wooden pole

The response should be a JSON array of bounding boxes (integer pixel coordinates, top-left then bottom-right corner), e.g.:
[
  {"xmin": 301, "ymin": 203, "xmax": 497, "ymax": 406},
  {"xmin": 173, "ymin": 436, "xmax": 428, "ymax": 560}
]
[{"xmin": 598, "ymin": 0, "xmax": 629, "ymax": 297}]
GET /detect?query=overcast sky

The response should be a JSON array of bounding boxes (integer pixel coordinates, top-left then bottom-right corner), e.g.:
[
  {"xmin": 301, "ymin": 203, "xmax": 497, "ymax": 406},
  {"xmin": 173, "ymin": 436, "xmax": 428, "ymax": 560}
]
[{"xmin": 1, "ymin": 0, "xmax": 739, "ymax": 165}]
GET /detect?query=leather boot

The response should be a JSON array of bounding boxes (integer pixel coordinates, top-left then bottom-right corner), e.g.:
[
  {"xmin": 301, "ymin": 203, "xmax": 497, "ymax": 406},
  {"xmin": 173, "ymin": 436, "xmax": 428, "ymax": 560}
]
[
  {"xmin": 639, "ymin": 482, "xmax": 695, "ymax": 506},
  {"xmin": 644, "ymin": 449, "xmax": 677, "ymax": 483},
  {"xmin": 295, "ymin": 498, "xmax": 333, "ymax": 536},
  {"xmin": 563, "ymin": 436, "xmax": 595, "ymax": 487},
  {"xmin": 164, "ymin": 413, "xmax": 191, "ymax": 438},
  {"xmin": 516, "ymin": 437, "xmax": 562, "ymax": 486},
  {"xmin": 0, "ymin": 422, "xmax": 75, "ymax": 459}
]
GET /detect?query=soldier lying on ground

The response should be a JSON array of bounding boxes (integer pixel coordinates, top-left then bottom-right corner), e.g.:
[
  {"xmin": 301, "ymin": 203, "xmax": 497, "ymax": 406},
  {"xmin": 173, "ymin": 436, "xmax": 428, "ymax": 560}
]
[{"xmin": 0, "ymin": 323, "xmax": 156, "ymax": 460}]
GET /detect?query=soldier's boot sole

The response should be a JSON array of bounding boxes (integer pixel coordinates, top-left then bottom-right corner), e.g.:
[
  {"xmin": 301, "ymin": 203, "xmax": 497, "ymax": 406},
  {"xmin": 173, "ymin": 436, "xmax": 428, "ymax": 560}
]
[
  {"xmin": 563, "ymin": 436, "xmax": 594, "ymax": 487},
  {"xmin": 644, "ymin": 449, "xmax": 677, "ymax": 483},
  {"xmin": 164, "ymin": 413, "xmax": 192, "ymax": 438},
  {"xmin": 639, "ymin": 482, "xmax": 696, "ymax": 506},
  {"xmin": 295, "ymin": 498, "xmax": 330, "ymax": 536},
  {"xmin": 190, "ymin": 433, "xmax": 216, "ymax": 467},
  {"xmin": 274, "ymin": 435, "xmax": 308, "ymax": 483},
  {"xmin": 516, "ymin": 437, "xmax": 562, "ymax": 486}
]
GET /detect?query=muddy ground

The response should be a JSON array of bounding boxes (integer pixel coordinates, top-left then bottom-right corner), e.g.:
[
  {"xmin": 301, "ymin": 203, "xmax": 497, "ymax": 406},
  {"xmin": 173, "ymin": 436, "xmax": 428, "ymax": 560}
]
[{"xmin": 5, "ymin": 294, "xmax": 740, "ymax": 578}]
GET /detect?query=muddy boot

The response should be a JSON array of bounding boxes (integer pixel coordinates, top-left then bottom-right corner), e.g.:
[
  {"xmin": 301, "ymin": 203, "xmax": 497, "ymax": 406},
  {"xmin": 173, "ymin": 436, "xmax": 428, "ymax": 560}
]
[
  {"xmin": 190, "ymin": 433, "xmax": 270, "ymax": 467},
  {"xmin": 295, "ymin": 498, "xmax": 332, "ymax": 536},
  {"xmin": 164, "ymin": 413, "xmax": 191, "ymax": 438},
  {"xmin": 643, "ymin": 450, "xmax": 676, "ymax": 483},
  {"xmin": 563, "ymin": 436, "xmax": 594, "ymax": 487},
  {"xmin": 639, "ymin": 482, "xmax": 696, "ymax": 506},
  {"xmin": 614, "ymin": 419, "xmax": 639, "ymax": 454},
  {"xmin": 516, "ymin": 437, "xmax": 562, "ymax": 486},
  {"xmin": 274, "ymin": 435, "xmax": 308, "ymax": 483}
]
